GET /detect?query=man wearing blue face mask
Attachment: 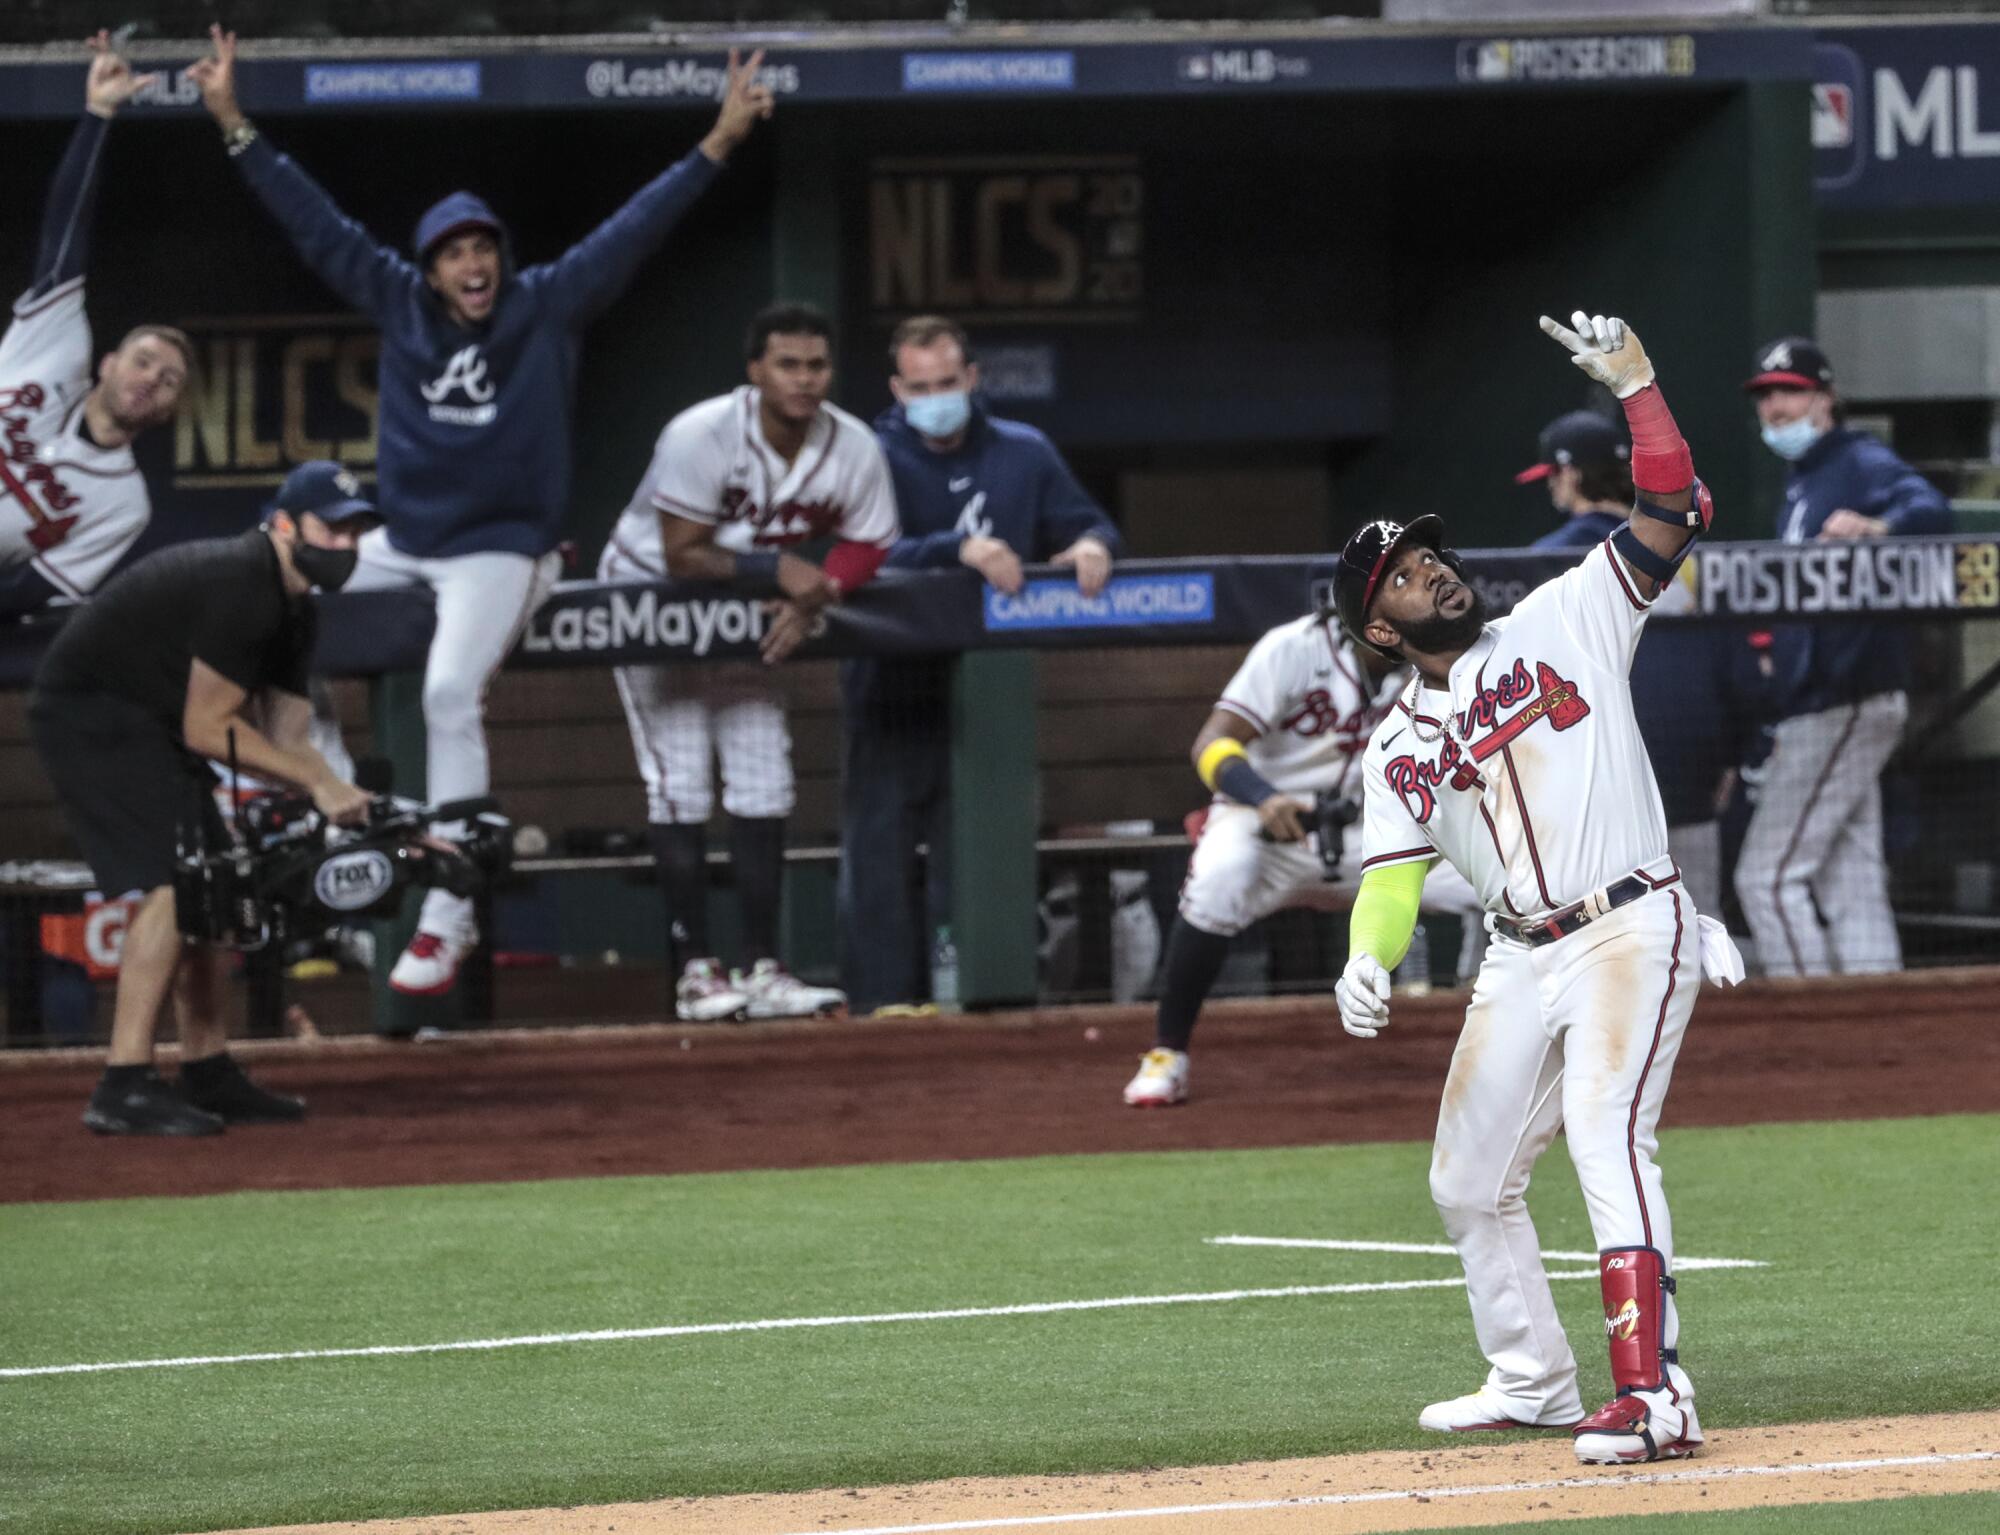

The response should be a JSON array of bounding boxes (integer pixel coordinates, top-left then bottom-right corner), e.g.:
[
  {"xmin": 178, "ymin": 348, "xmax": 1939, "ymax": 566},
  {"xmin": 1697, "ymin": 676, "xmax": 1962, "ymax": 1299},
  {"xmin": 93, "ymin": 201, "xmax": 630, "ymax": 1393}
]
[
  {"xmin": 1735, "ymin": 336, "xmax": 1952, "ymax": 978},
  {"xmin": 838, "ymin": 315, "xmax": 1120, "ymax": 1013}
]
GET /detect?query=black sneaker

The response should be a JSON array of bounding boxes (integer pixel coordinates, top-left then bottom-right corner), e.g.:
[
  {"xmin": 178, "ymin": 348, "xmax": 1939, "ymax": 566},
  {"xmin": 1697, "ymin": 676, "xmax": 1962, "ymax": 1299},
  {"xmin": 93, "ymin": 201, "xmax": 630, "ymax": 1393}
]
[
  {"xmin": 180, "ymin": 1054, "xmax": 307, "ymax": 1124},
  {"xmin": 83, "ymin": 1070, "xmax": 226, "ymax": 1137}
]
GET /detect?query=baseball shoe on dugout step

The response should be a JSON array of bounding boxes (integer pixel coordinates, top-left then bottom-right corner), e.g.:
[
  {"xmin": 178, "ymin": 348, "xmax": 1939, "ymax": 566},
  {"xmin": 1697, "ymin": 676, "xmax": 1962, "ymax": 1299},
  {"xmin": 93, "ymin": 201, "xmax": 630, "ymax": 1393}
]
[
  {"xmin": 180, "ymin": 1054, "xmax": 306, "ymax": 1124},
  {"xmin": 733, "ymin": 959, "xmax": 847, "ymax": 1019},
  {"xmin": 1574, "ymin": 1386, "xmax": 1703, "ymax": 1465},
  {"xmin": 389, "ymin": 930, "xmax": 475, "ymax": 996},
  {"xmin": 83, "ymin": 1069, "xmax": 225, "ymax": 1137},
  {"xmin": 1123, "ymin": 1047, "xmax": 1190, "ymax": 1107},
  {"xmin": 1420, "ymin": 1387, "xmax": 1582, "ymax": 1433},
  {"xmin": 676, "ymin": 958, "xmax": 750, "ymax": 1022}
]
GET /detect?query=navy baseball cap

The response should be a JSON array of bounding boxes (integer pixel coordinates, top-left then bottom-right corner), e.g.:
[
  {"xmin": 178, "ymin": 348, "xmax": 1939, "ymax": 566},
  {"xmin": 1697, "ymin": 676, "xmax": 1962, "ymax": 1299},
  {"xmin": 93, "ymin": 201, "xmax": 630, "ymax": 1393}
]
[
  {"xmin": 1744, "ymin": 336, "xmax": 1835, "ymax": 393},
  {"xmin": 1515, "ymin": 410, "xmax": 1631, "ymax": 484},
  {"xmin": 270, "ymin": 460, "xmax": 380, "ymax": 529}
]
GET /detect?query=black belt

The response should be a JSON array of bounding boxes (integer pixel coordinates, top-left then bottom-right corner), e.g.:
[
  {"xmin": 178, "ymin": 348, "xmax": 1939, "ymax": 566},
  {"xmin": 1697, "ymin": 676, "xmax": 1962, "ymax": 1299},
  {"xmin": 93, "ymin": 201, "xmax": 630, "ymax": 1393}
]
[{"xmin": 1494, "ymin": 870, "xmax": 1673, "ymax": 948}]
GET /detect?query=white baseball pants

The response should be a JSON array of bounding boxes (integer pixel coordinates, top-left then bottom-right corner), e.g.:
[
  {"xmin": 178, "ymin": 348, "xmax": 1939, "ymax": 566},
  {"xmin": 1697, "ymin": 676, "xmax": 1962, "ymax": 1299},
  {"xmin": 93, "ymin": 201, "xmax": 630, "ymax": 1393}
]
[
  {"xmin": 611, "ymin": 660, "xmax": 796, "ymax": 826},
  {"xmin": 1429, "ymin": 880, "xmax": 1698, "ymax": 1422},
  {"xmin": 1734, "ymin": 691, "xmax": 1907, "ymax": 978},
  {"xmin": 346, "ymin": 529, "xmax": 561, "ymax": 939},
  {"xmin": 1179, "ymin": 801, "xmax": 1482, "ymax": 936}
]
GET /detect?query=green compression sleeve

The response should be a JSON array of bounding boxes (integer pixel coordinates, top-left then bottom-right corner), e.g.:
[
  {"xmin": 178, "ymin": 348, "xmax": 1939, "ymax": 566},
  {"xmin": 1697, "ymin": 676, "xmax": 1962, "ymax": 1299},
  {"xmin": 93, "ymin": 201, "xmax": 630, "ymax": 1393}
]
[{"xmin": 1348, "ymin": 859, "xmax": 1432, "ymax": 970}]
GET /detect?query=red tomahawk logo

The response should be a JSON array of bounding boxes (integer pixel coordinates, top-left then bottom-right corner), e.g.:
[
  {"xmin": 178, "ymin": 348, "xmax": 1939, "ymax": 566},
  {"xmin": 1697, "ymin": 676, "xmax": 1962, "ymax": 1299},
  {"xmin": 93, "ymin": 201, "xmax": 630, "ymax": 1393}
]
[{"xmin": 1467, "ymin": 662, "xmax": 1590, "ymax": 764}]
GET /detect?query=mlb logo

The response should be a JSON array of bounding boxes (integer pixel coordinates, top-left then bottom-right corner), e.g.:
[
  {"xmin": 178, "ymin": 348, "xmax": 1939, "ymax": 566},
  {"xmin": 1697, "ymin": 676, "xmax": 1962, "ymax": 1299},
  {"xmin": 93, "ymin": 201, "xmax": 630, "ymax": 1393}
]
[
  {"xmin": 1178, "ymin": 53, "xmax": 1210, "ymax": 81},
  {"xmin": 1812, "ymin": 82, "xmax": 1853, "ymax": 149}
]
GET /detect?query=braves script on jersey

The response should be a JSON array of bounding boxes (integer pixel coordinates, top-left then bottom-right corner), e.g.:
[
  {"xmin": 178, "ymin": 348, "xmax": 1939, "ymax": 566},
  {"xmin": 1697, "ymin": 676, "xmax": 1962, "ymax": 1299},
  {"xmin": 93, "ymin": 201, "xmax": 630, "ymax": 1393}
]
[
  {"xmin": 1360, "ymin": 540, "xmax": 1672, "ymax": 917},
  {"xmin": 0, "ymin": 279, "xmax": 149, "ymax": 598},
  {"xmin": 602, "ymin": 386, "xmax": 898, "ymax": 576},
  {"xmin": 1214, "ymin": 616, "xmax": 1399, "ymax": 801}
]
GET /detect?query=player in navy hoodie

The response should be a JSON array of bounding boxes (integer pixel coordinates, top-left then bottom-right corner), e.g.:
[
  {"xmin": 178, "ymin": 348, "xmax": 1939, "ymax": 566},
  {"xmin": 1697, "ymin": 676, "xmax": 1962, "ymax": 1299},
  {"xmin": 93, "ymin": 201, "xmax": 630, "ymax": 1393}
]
[
  {"xmin": 839, "ymin": 315, "xmax": 1120, "ymax": 1012},
  {"xmin": 187, "ymin": 27, "xmax": 773, "ymax": 995},
  {"xmin": 1735, "ymin": 336, "xmax": 1952, "ymax": 977}
]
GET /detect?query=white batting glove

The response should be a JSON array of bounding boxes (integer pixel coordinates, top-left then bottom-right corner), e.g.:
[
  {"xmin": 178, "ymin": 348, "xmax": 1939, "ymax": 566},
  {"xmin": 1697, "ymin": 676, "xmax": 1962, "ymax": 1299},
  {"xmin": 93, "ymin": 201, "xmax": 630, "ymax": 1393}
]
[
  {"xmin": 1336, "ymin": 952, "xmax": 1393, "ymax": 1040},
  {"xmin": 1539, "ymin": 310, "xmax": 1656, "ymax": 399}
]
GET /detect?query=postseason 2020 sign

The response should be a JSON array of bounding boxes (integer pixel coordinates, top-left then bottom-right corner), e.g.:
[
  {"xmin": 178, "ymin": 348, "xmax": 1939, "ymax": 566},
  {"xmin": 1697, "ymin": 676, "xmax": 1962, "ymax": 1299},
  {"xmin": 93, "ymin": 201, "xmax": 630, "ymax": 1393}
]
[{"xmin": 1688, "ymin": 538, "xmax": 1998, "ymax": 617}]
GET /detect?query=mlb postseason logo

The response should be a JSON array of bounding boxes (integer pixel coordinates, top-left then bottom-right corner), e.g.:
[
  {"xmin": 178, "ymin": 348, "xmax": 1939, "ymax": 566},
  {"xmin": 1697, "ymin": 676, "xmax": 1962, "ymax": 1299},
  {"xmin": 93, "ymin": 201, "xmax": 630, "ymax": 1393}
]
[{"xmin": 1456, "ymin": 35, "xmax": 1696, "ymax": 84}]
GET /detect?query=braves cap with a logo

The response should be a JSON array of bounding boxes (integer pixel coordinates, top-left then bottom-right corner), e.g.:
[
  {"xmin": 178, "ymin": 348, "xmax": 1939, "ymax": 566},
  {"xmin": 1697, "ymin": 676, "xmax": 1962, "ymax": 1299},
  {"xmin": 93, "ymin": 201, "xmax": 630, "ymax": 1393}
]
[
  {"xmin": 1514, "ymin": 410, "xmax": 1632, "ymax": 485},
  {"xmin": 1743, "ymin": 336, "xmax": 1835, "ymax": 393},
  {"xmin": 270, "ymin": 460, "xmax": 382, "ymax": 529}
]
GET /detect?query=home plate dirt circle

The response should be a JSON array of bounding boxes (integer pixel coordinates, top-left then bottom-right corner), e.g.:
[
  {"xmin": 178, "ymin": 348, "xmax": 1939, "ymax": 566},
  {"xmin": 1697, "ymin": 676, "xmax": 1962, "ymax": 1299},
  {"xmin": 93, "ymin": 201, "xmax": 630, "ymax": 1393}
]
[{"xmin": 219, "ymin": 1410, "xmax": 1999, "ymax": 1534}]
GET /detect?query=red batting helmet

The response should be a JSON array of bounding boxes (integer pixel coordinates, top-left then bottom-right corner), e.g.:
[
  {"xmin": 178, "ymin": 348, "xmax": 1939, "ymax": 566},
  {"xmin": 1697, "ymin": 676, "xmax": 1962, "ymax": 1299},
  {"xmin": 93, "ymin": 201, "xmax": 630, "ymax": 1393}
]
[{"xmin": 1333, "ymin": 515, "xmax": 1466, "ymax": 658}]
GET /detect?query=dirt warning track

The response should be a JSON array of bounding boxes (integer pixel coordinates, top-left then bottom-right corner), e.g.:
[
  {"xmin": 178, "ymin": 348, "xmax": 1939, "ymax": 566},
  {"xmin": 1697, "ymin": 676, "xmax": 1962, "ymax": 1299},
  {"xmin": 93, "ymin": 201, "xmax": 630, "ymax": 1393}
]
[{"xmin": 212, "ymin": 1411, "xmax": 2000, "ymax": 1535}]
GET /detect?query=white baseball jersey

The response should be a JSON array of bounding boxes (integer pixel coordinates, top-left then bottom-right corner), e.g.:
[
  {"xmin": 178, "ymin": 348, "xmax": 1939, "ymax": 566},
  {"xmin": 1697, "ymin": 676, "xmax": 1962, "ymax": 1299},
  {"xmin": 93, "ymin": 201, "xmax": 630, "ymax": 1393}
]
[
  {"xmin": 1214, "ymin": 616, "xmax": 1400, "ymax": 801},
  {"xmin": 1359, "ymin": 539, "xmax": 1672, "ymax": 919},
  {"xmin": 601, "ymin": 386, "xmax": 898, "ymax": 578},
  {"xmin": 0, "ymin": 279, "xmax": 150, "ymax": 599}
]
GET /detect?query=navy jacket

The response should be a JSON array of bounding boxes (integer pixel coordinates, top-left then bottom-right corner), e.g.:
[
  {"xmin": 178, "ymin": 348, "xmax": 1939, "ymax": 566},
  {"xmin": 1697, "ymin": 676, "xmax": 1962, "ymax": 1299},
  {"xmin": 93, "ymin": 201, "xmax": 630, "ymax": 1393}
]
[
  {"xmin": 1530, "ymin": 510, "xmax": 1625, "ymax": 550},
  {"xmin": 1768, "ymin": 427, "xmax": 1952, "ymax": 718},
  {"xmin": 875, "ymin": 402, "xmax": 1119, "ymax": 569},
  {"xmin": 843, "ymin": 402, "xmax": 1119, "ymax": 721},
  {"xmin": 232, "ymin": 138, "xmax": 720, "ymax": 558}
]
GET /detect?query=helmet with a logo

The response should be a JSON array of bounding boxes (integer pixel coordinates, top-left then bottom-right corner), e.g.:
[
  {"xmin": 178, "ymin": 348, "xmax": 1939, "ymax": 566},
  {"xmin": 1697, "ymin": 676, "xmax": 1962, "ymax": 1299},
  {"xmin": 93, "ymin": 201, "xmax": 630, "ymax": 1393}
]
[{"xmin": 1332, "ymin": 514, "xmax": 1467, "ymax": 658}]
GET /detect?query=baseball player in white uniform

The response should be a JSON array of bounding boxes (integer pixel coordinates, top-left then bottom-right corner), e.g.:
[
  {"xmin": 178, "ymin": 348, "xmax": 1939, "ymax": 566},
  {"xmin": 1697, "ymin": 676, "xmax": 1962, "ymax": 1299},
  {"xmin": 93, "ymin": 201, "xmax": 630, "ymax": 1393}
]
[
  {"xmin": 1333, "ymin": 312, "xmax": 1743, "ymax": 1467},
  {"xmin": 1123, "ymin": 609, "xmax": 1484, "ymax": 1107},
  {"xmin": 601, "ymin": 304, "xmax": 899, "ymax": 1021},
  {"xmin": 3, "ymin": 36, "xmax": 189, "ymax": 616}
]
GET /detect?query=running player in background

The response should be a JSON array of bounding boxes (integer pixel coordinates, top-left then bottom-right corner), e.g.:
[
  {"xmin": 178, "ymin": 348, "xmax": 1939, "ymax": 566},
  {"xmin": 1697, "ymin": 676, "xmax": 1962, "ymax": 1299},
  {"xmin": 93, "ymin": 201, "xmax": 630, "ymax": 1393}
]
[
  {"xmin": 599, "ymin": 304, "xmax": 899, "ymax": 1021},
  {"xmin": 2, "ymin": 32, "xmax": 189, "ymax": 617},
  {"xmin": 1122, "ymin": 601, "xmax": 1484, "ymax": 1107},
  {"xmin": 186, "ymin": 26, "xmax": 773, "ymax": 996}
]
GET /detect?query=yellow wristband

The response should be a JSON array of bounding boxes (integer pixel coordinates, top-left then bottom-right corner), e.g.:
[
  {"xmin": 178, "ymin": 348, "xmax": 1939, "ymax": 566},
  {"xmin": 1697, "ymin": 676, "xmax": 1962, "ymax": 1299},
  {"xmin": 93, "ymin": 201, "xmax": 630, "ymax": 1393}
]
[{"xmin": 1196, "ymin": 736, "xmax": 1248, "ymax": 793}]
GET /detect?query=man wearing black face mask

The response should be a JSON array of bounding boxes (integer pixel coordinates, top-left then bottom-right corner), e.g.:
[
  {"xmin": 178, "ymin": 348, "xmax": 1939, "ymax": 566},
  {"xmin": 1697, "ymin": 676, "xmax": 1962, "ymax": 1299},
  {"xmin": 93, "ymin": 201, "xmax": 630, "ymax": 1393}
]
[{"xmin": 29, "ymin": 459, "xmax": 375, "ymax": 1135}]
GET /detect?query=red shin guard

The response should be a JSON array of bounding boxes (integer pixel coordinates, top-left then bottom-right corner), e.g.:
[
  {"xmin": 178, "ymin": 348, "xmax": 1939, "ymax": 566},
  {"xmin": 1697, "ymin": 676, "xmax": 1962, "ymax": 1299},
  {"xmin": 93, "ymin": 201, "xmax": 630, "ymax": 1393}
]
[{"xmin": 1599, "ymin": 1246, "xmax": 1675, "ymax": 1395}]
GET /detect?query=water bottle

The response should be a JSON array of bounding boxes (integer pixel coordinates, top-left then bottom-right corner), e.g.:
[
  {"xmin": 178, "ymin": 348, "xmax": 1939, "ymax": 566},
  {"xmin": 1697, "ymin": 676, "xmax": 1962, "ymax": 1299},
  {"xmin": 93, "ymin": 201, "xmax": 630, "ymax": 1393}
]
[{"xmin": 931, "ymin": 924, "xmax": 960, "ymax": 1010}]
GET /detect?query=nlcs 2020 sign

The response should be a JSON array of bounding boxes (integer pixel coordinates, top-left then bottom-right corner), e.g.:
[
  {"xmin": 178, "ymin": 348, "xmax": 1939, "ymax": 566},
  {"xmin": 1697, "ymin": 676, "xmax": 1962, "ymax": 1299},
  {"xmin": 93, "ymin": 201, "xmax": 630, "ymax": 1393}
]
[{"xmin": 867, "ymin": 155, "xmax": 1144, "ymax": 325}]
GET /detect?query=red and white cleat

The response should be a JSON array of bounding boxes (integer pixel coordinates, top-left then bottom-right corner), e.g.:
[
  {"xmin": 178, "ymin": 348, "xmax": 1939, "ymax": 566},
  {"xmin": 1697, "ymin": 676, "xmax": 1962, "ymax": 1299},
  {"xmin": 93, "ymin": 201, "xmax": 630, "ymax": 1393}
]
[
  {"xmin": 389, "ymin": 930, "xmax": 474, "ymax": 996},
  {"xmin": 676, "ymin": 958, "xmax": 750, "ymax": 1022},
  {"xmin": 1573, "ymin": 1389, "xmax": 1703, "ymax": 1464},
  {"xmin": 733, "ymin": 959, "xmax": 846, "ymax": 1019}
]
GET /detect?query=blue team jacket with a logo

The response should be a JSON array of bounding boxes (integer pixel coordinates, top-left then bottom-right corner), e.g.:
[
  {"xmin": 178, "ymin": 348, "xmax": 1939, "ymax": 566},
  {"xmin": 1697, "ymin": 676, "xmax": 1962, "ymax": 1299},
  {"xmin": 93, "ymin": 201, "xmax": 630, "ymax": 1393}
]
[
  {"xmin": 873, "ymin": 403, "xmax": 1118, "ymax": 569},
  {"xmin": 233, "ymin": 137, "xmax": 720, "ymax": 558},
  {"xmin": 1769, "ymin": 427, "xmax": 1952, "ymax": 718}
]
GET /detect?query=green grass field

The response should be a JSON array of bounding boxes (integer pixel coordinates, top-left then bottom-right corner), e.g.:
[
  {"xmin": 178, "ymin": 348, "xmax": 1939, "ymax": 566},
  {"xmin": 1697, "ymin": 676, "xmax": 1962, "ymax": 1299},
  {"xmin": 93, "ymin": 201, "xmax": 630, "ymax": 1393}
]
[{"xmin": 1, "ymin": 1113, "xmax": 1994, "ymax": 1535}]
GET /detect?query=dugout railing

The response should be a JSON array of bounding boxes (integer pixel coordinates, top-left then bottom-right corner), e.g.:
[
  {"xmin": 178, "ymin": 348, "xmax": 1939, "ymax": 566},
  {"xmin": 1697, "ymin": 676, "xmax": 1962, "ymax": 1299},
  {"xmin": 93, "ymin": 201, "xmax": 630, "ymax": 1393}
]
[{"xmin": 1, "ymin": 538, "xmax": 1996, "ymax": 1045}]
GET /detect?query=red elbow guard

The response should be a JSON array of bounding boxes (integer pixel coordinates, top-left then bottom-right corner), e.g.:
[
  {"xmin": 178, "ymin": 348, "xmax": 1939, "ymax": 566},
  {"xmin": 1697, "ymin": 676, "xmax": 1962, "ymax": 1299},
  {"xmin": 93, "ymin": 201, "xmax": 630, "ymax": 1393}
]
[
  {"xmin": 1621, "ymin": 385, "xmax": 1694, "ymax": 496},
  {"xmin": 1600, "ymin": 1246, "xmax": 1675, "ymax": 1395}
]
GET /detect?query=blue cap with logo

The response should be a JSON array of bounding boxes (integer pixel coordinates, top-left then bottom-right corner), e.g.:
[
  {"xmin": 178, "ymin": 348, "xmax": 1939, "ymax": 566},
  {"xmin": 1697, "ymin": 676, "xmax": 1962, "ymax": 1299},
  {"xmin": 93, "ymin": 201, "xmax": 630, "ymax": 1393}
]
[{"xmin": 270, "ymin": 460, "xmax": 381, "ymax": 529}]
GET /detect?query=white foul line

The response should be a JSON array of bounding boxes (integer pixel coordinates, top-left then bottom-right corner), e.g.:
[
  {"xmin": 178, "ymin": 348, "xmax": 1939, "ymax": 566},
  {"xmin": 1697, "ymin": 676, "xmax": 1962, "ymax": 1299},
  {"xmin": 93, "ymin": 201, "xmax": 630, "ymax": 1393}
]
[
  {"xmin": 0, "ymin": 1274, "xmax": 1602, "ymax": 1382},
  {"xmin": 1207, "ymin": 1236, "xmax": 1769, "ymax": 1271},
  {"xmin": 765, "ymin": 1451, "xmax": 2000, "ymax": 1535}
]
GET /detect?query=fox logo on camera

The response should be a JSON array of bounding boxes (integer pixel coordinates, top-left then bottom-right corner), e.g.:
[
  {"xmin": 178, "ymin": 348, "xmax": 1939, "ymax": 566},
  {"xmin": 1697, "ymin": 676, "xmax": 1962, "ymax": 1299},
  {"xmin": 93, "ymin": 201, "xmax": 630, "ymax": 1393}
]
[{"xmin": 313, "ymin": 850, "xmax": 397, "ymax": 913}]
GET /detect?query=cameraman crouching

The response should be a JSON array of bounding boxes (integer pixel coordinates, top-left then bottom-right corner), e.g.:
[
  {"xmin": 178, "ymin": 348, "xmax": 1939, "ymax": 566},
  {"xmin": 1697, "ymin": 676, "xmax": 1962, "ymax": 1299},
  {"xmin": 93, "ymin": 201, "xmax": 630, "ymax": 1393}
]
[{"xmin": 29, "ymin": 462, "xmax": 376, "ymax": 1135}]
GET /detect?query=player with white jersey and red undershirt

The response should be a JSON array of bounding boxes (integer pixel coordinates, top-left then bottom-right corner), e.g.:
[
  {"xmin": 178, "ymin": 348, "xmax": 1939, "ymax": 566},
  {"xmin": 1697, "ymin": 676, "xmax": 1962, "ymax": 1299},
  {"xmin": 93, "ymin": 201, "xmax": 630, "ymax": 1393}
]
[
  {"xmin": 1333, "ymin": 311, "xmax": 1744, "ymax": 1467},
  {"xmin": 2, "ymin": 35, "xmax": 190, "ymax": 617},
  {"xmin": 1121, "ymin": 607, "xmax": 1484, "ymax": 1108},
  {"xmin": 600, "ymin": 303, "xmax": 899, "ymax": 1022}
]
